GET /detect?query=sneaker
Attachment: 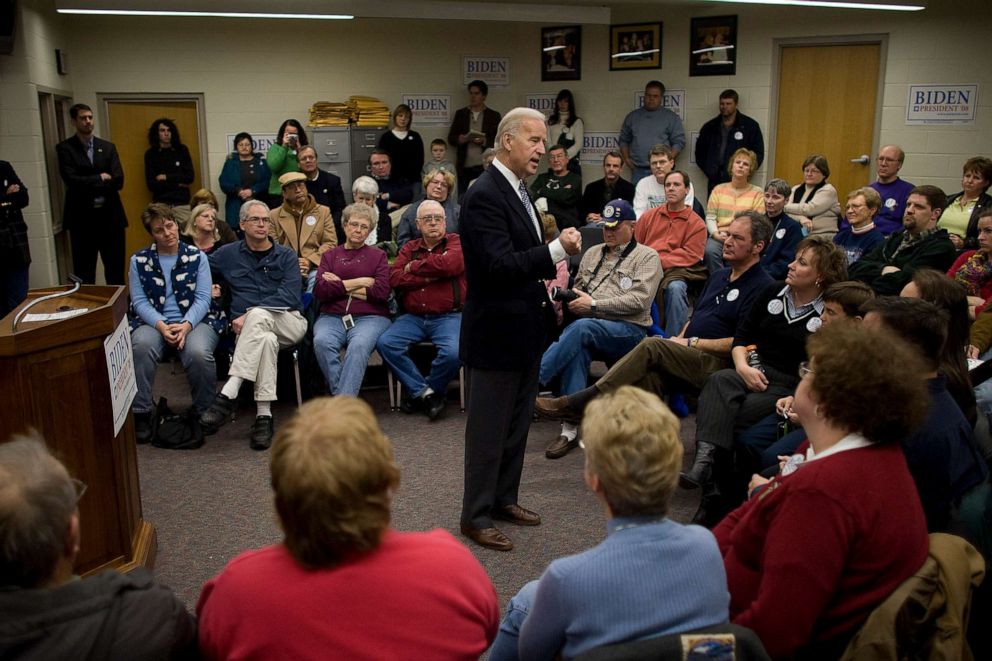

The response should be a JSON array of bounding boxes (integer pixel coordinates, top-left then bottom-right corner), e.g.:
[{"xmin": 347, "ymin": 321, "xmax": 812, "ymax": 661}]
[
  {"xmin": 249, "ymin": 415, "xmax": 274, "ymax": 451},
  {"xmin": 200, "ymin": 394, "xmax": 236, "ymax": 435},
  {"xmin": 134, "ymin": 411, "xmax": 153, "ymax": 444}
]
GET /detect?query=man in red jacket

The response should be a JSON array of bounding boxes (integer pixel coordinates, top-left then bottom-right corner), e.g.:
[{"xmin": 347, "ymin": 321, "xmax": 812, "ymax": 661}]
[{"xmin": 377, "ymin": 200, "xmax": 467, "ymax": 420}]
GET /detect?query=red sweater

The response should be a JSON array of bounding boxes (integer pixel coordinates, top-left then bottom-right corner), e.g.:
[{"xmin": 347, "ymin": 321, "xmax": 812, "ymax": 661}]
[
  {"xmin": 390, "ymin": 233, "xmax": 467, "ymax": 314},
  {"xmin": 633, "ymin": 205, "xmax": 707, "ymax": 269},
  {"xmin": 713, "ymin": 443, "xmax": 928, "ymax": 659},
  {"xmin": 197, "ymin": 529, "xmax": 499, "ymax": 660}
]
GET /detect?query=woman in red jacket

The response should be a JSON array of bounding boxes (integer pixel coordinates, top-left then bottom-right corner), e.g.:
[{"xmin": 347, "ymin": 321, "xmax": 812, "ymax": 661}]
[{"xmin": 714, "ymin": 323, "xmax": 930, "ymax": 659}]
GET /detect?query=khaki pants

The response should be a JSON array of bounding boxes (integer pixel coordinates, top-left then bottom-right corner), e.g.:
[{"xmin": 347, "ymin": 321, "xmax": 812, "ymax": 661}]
[
  {"xmin": 597, "ymin": 336, "xmax": 728, "ymax": 398},
  {"xmin": 230, "ymin": 308, "xmax": 307, "ymax": 401}
]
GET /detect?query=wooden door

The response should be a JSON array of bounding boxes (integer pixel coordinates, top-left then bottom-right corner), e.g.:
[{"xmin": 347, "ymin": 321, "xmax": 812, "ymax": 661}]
[
  {"xmin": 774, "ymin": 43, "xmax": 881, "ymax": 202},
  {"xmin": 106, "ymin": 101, "xmax": 203, "ymax": 262}
]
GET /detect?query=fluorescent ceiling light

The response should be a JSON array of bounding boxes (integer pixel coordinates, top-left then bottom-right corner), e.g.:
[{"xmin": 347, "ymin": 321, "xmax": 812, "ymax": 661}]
[
  {"xmin": 57, "ymin": 9, "xmax": 353, "ymax": 19},
  {"xmin": 703, "ymin": 0, "xmax": 924, "ymax": 10}
]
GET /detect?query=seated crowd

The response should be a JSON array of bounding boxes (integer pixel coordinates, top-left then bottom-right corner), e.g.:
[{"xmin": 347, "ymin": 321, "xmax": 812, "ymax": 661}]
[{"xmin": 6, "ymin": 97, "xmax": 991, "ymax": 659}]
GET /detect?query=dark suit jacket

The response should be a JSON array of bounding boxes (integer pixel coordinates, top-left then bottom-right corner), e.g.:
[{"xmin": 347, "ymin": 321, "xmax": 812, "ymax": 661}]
[
  {"xmin": 579, "ymin": 176, "xmax": 635, "ymax": 220},
  {"xmin": 458, "ymin": 167, "xmax": 556, "ymax": 371},
  {"xmin": 694, "ymin": 111, "xmax": 765, "ymax": 188},
  {"xmin": 447, "ymin": 107, "xmax": 501, "ymax": 172},
  {"xmin": 56, "ymin": 135, "xmax": 127, "ymax": 231}
]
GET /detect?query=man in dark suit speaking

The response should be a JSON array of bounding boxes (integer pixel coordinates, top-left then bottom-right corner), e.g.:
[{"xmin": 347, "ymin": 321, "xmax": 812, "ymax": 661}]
[
  {"xmin": 55, "ymin": 103, "xmax": 128, "ymax": 285},
  {"xmin": 458, "ymin": 108, "xmax": 581, "ymax": 551}
]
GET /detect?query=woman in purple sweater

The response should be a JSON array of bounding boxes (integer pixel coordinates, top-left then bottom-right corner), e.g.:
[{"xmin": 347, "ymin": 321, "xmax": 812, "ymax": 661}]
[{"xmin": 313, "ymin": 203, "xmax": 392, "ymax": 395}]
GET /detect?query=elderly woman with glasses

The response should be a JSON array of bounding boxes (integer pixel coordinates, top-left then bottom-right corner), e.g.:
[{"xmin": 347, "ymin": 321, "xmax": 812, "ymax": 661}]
[
  {"xmin": 714, "ymin": 323, "xmax": 929, "ymax": 659},
  {"xmin": 351, "ymin": 175, "xmax": 383, "ymax": 245},
  {"xmin": 395, "ymin": 168, "xmax": 460, "ymax": 248},
  {"xmin": 312, "ymin": 203, "xmax": 391, "ymax": 396},
  {"xmin": 785, "ymin": 154, "xmax": 842, "ymax": 238}
]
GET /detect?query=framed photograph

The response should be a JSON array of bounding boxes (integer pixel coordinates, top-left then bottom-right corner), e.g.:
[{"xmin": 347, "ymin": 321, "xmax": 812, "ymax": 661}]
[
  {"xmin": 609, "ymin": 22, "xmax": 662, "ymax": 71},
  {"xmin": 689, "ymin": 15, "xmax": 737, "ymax": 77},
  {"xmin": 541, "ymin": 26, "xmax": 581, "ymax": 81}
]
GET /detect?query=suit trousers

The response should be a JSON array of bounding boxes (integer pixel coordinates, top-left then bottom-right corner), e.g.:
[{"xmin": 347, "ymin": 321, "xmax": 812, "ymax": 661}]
[
  {"xmin": 69, "ymin": 224, "xmax": 126, "ymax": 285},
  {"xmin": 694, "ymin": 365, "xmax": 799, "ymax": 451},
  {"xmin": 596, "ymin": 336, "xmax": 729, "ymax": 399},
  {"xmin": 461, "ymin": 361, "xmax": 540, "ymax": 529}
]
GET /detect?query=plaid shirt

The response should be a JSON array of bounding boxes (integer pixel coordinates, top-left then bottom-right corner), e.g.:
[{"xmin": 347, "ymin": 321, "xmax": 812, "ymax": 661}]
[{"xmin": 574, "ymin": 240, "xmax": 662, "ymax": 327}]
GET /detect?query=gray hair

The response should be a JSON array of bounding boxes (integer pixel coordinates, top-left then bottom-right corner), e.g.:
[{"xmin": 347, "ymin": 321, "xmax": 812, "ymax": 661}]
[
  {"xmin": 239, "ymin": 199, "xmax": 269, "ymax": 222},
  {"xmin": 765, "ymin": 178, "xmax": 792, "ymax": 197},
  {"xmin": 0, "ymin": 433, "xmax": 77, "ymax": 588},
  {"xmin": 342, "ymin": 202, "xmax": 374, "ymax": 227},
  {"xmin": 494, "ymin": 107, "xmax": 547, "ymax": 155},
  {"xmin": 351, "ymin": 175, "xmax": 379, "ymax": 197},
  {"xmin": 417, "ymin": 199, "xmax": 445, "ymax": 219}
]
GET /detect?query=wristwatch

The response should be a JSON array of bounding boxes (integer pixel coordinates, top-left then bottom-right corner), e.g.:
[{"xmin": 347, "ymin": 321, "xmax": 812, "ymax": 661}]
[
  {"xmin": 689, "ymin": 336, "xmax": 700, "ymax": 349},
  {"xmin": 591, "ymin": 300, "xmax": 597, "ymax": 316}
]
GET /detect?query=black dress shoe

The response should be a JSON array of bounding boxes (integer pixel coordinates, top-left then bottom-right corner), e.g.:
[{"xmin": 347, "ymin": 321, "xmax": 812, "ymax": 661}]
[
  {"xmin": 493, "ymin": 504, "xmax": 541, "ymax": 526},
  {"xmin": 249, "ymin": 415, "xmax": 274, "ymax": 451},
  {"xmin": 134, "ymin": 411, "xmax": 153, "ymax": 444},
  {"xmin": 545, "ymin": 434, "xmax": 579, "ymax": 459},
  {"xmin": 533, "ymin": 396, "xmax": 582, "ymax": 423},
  {"xmin": 679, "ymin": 441, "xmax": 718, "ymax": 489},
  {"xmin": 200, "ymin": 394, "xmax": 236, "ymax": 435},
  {"xmin": 460, "ymin": 524, "xmax": 514, "ymax": 551},
  {"xmin": 426, "ymin": 392, "xmax": 446, "ymax": 421},
  {"xmin": 400, "ymin": 394, "xmax": 425, "ymax": 414}
]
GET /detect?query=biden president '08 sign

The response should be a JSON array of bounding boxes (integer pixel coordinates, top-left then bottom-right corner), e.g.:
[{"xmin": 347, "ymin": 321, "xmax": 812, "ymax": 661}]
[{"xmin": 906, "ymin": 84, "xmax": 978, "ymax": 125}]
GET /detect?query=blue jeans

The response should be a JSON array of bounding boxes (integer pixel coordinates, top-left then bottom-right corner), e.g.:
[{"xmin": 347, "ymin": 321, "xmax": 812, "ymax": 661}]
[
  {"xmin": 540, "ymin": 318, "xmax": 647, "ymax": 395},
  {"xmin": 488, "ymin": 580, "xmax": 539, "ymax": 661},
  {"xmin": 376, "ymin": 312, "xmax": 461, "ymax": 398},
  {"xmin": 313, "ymin": 313, "xmax": 391, "ymax": 396},
  {"xmin": 131, "ymin": 322, "xmax": 219, "ymax": 414},
  {"xmin": 703, "ymin": 236, "xmax": 726, "ymax": 275},
  {"xmin": 662, "ymin": 279, "xmax": 689, "ymax": 338}
]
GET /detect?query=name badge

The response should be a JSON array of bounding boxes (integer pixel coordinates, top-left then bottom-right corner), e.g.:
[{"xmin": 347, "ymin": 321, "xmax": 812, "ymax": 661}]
[
  {"xmin": 305, "ymin": 215, "xmax": 317, "ymax": 226},
  {"xmin": 175, "ymin": 161, "xmax": 181, "ymax": 167},
  {"xmin": 726, "ymin": 288, "xmax": 739, "ymax": 301},
  {"xmin": 734, "ymin": 131, "xmax": 744, "ymax": 140},
  {"xmin": 885, "ymin": 198, "xmax": 897, "ymax": 209},
  {"xmin": 619, "ymin": 275, "xmax": 633, "ymax": 291},
  {"xmin": 807, "ymin": 317, "xmax": 822, "ymax": 332},
  {"xmin": 767, "ymin": 299, "xmax": 784, "ymax": 315},
  {"xmin": 775, "ymin": 228, "xmax": 786, "ymax": 239}
]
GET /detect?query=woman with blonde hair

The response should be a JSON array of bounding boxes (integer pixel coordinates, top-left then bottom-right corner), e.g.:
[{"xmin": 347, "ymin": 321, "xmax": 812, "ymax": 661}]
[
  {"xmin": 488, "ymin": 386, "xmax": 729, "ymax": 661},
  {"xmin": 703, "ymin": 148, "xmax": 765, "ymax": 273}
]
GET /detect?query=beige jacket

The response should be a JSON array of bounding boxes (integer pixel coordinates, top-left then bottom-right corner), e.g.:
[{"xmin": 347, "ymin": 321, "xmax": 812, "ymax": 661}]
[{"xmin": 268, "ymin": 195, "xmax": 337, "ymax": 267}]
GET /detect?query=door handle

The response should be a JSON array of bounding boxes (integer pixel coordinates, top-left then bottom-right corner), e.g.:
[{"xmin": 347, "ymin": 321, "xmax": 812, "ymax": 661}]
[{"xmin": 850, "ymin": 154, "xmax": 870, "ymax": 165}]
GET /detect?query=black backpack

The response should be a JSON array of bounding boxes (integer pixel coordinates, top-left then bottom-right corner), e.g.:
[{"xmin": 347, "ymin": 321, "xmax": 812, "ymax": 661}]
[{"xmin": 151, "ymin": 397, "xmax": 204, "ymax": 450}]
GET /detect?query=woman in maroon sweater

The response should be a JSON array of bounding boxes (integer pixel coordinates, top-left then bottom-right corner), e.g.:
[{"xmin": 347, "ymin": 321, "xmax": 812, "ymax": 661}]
[
  {"xmin": 714, "ymin": 323, "xmax": 930, "ymax": 659},
  {"xmin": 313, "ymin": 203, "xmax": 391, "ymax": 396}
]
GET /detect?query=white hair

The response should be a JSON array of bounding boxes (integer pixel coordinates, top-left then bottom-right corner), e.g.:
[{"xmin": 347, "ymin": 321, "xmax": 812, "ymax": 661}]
[
  {"xmin": 351, "ymin": 175, "xmax": 379, "ymax": 197},
  {"xmin": 417, "ymin": 199, "xmax": 445, "ymax": 218},
  {"xmin": 495, "ymin": 107, "xmax": 547, "ymax": 155}
]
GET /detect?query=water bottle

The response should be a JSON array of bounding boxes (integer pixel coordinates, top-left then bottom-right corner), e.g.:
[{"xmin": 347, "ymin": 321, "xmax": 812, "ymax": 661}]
[{"xmin": 745, "ymin": 344, "xmax": 764, "ymax": 373}]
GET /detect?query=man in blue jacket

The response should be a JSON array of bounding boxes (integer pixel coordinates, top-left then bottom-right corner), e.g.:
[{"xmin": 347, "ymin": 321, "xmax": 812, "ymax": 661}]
[
  {"xmin": 694, "ymin": 90, "xmax": 765, "ymax": 194},
  {"xmin": 200, "ymin": 200, "xmax": 307, "ymax": 449}
]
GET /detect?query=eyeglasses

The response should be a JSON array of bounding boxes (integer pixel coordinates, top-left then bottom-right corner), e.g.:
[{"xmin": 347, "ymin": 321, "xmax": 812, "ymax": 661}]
[
  {"xmin": 877, "ymin": 156, "xmax": 899, "ymax": 163},
  {"xmin": 346, "ymin": 221, "xmax": 371, "ymax": 231},
  {"xmin": 417, "ymin": 214, "xmax": 445, "ymax": 224},
  {"xmin": 244, "ymin": 216, "xmax": 269, "ymax": 225},
  {"xmin": 798, "ymin": 361, "xmax": 814, "ymax": 379},
  {"xmin": 72, "ymin": 478, "xmax": 87, "ymax": 504}
]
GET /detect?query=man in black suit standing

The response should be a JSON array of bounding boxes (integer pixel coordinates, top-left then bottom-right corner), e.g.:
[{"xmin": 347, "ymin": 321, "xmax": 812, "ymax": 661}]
[
  {"xmin": 55, "ymin": 103, "xmax": 127, "ymax": 284},
  {"xmin": 459, "ymin": 107, "xmax": 582, "ymax": 551}
]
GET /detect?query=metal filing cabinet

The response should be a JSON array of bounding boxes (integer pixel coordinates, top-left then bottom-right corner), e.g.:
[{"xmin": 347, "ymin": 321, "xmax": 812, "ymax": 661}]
[
  {"xmin": 350, "ymin": 126, "xmax": 388, "ymax": 183},
  {"xmin": 311, "ymin": 127, "xmax": 351, "ymax": 187}
]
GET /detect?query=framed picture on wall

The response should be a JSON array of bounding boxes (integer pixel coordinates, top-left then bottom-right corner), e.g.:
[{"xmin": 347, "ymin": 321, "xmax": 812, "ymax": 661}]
[
  {"xmin": 689, "ymin": 15, "xmax": 737, "ymax": 77},
  {"xmin": 541, "ymin": 26, "xmax": 581, "ymax": 81},
  {"xmin": 609, "ymin": 22, "xmax": 662, "ymax": 71}
]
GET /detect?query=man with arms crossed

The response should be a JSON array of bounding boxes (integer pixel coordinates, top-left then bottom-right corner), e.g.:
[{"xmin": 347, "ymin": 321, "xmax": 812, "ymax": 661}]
[{"xmin": 459, "ymin": 108, "xmax": 581, "ymax": 551}]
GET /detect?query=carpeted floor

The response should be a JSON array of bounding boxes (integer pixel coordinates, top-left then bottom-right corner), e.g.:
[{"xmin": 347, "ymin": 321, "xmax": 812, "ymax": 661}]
[{"xmin": 137, "ymin": 363, "xmax": 702, "ymax": 614}]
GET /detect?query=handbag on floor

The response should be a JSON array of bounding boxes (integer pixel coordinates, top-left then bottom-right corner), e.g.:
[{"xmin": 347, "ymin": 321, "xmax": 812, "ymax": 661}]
[{"xmin": 152, "ymin": 397, "xmax": 204, "ymax": 450}]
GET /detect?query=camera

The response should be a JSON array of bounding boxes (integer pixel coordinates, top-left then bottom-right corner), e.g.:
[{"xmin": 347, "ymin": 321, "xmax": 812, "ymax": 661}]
[{"xmin": 550, "ymin": 286, "xmax": 579, "ymax": 303}]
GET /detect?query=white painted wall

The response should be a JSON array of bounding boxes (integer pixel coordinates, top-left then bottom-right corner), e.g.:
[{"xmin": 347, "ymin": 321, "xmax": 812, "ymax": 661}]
[{"xmin": 1, "ymin": 0, "xmax": 989, "ymax": 286}]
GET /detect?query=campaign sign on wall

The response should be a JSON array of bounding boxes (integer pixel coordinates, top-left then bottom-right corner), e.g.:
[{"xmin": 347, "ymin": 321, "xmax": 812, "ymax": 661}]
[
  {"xmin": 579, "ymin": 132, "xmax": 622, "ymax": 164},
  {"xmin": 632, "ymin": 89, "xmax": 687, "ymax": 121},
  {"xmin": 906, "ymin": 84, "xmax": 978, "ymax": 125},
  {"xmin": 526, "ymin": 94, "xmax": 557, "ymax": 118},
  {"xmin": 463, "ymin": 57, "xmax": 510, "ymax": 87},
  {"xmin": 402, "ymin": 94, "xmax": 452, "ymax": 125}
]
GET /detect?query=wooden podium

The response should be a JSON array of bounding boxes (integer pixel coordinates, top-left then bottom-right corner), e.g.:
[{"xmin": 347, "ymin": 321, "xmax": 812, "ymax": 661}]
[{"xmin": 0, "ymin": 285, "xmax": 155, "ymax": 576}]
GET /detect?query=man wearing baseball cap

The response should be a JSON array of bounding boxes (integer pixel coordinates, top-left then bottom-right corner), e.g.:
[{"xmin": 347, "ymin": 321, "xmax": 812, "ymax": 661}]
[
  {"xmin": 537, "ymin": 199, "xmax": 662, "ymax": 458},
  {"xmin": 634, "ymin": 170, "xmax": 708, "ymax": 337}
]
